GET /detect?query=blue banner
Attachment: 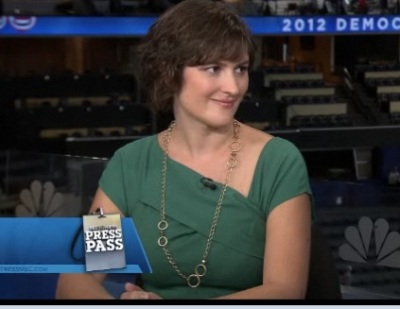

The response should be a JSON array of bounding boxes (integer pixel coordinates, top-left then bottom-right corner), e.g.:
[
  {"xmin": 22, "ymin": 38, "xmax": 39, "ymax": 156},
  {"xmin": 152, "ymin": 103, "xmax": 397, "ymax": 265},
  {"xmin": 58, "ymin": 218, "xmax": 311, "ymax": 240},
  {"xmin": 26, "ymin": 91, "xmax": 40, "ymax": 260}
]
[
  {"xmin": 1, "ymin": 15, "xmax": 400, "ymax": 36},
  {"xmin": 0, "ymin": 217, "xmax": 152, "ymax": 274}
]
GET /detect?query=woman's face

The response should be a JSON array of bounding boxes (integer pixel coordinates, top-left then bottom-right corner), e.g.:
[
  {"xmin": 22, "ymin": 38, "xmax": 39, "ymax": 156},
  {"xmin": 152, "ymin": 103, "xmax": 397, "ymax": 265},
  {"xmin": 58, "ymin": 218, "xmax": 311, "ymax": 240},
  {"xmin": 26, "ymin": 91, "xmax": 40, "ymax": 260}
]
[{"xmin": 173, "ymin": 55, "xmax": 249, "ymax": 127}]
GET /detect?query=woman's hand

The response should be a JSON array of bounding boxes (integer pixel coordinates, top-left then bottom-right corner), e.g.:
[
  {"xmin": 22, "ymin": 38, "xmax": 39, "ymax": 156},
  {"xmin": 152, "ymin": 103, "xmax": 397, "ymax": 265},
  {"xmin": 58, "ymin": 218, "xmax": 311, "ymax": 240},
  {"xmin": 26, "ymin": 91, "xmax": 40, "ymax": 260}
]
[{"xmin": 120, "ymin": 282, "xmax": 162, "ymax": 300}]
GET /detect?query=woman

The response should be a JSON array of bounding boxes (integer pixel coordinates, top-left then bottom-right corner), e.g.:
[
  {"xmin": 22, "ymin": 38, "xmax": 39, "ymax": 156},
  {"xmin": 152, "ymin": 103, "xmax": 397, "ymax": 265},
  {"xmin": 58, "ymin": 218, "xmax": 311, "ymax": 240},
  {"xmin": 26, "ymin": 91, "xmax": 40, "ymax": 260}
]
[{"xmin": 56, "ymin": 0, "xmax": 312, "ymax": 299}]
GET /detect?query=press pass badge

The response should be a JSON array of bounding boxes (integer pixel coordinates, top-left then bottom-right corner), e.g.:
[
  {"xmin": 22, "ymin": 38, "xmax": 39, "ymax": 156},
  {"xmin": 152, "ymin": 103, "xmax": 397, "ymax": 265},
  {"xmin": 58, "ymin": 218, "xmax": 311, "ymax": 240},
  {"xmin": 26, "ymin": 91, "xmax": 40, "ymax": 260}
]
[{"xmin": 83, "ymin": 207, "xmax": 126, "ymax": 272}]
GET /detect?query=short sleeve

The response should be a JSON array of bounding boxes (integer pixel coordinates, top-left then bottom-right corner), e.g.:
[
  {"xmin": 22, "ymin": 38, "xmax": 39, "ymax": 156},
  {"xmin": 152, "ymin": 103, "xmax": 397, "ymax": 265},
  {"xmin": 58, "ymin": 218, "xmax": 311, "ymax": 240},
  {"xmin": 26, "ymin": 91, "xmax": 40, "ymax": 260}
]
[
  {"xmin": 98, "ymin": 149, "xmax": 129, "ymax": 215},
  {"xmin": 254, "ymin": 138, "xmax": 312, "ymax": 216},
  {"xmin": 269, "ymin": 141, "xmax": 311, "ymax": 211}
]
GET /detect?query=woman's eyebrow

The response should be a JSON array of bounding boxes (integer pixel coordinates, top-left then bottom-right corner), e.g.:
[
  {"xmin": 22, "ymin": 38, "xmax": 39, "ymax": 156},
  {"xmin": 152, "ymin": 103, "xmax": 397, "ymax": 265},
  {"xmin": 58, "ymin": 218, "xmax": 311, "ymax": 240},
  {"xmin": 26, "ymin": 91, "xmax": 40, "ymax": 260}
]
[
  {"xmin": 217, "ymin": 59, "xmax": 250, "ymax": 66},
  {"xmin": 232, "ymin": 60, "xmax": 250, "ymax": 67},
  {"xmin": 238, "ymin": 60, "xmax": 250, "ymax": 65}
]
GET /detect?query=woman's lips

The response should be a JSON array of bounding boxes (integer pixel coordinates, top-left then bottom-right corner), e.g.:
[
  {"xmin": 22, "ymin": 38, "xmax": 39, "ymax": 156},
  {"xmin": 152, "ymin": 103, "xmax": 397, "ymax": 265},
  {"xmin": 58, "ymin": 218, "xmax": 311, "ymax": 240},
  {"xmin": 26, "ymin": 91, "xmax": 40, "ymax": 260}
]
[{"xmin": 213, "ymin": 99, "xmax": 236, "ymax": 106}]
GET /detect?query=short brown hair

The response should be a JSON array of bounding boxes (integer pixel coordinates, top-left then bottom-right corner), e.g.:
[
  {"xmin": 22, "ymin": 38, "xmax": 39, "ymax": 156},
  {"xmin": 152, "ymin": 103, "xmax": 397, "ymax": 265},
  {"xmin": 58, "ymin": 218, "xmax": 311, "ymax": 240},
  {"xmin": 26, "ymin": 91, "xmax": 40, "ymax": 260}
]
[{"xmin": 135, "ymin": 0, "xmax": 256, "ymax": 113}]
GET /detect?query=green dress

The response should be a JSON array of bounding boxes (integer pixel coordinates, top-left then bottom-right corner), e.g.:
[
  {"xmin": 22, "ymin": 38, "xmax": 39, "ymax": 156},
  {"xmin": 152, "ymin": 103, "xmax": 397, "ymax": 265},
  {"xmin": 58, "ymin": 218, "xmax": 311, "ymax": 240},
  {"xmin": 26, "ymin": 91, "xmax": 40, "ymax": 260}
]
[{"xmin": 99, "ymin": 135, "xmax": 312, "ymax": 299}]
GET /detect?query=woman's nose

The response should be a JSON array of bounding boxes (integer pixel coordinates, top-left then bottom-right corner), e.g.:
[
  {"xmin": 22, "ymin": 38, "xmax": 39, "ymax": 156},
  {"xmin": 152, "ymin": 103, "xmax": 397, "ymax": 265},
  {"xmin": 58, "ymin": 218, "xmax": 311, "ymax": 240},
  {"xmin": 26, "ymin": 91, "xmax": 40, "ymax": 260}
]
[{"xmin": 221, "ymin": 72, "xmax": 241, "ymax": 95}]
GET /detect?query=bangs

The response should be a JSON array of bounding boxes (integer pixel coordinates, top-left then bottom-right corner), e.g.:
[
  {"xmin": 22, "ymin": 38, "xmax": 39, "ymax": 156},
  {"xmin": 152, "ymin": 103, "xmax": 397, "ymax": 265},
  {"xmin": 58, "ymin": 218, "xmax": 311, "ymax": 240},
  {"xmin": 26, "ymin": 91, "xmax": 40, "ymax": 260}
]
[
  {"xmin": 180, "ymin": 18, "xmax": 255, "ymax": 66},
  {"xmin": 192, "ymin": 37, "xmax": 251, "ymax": 65}
]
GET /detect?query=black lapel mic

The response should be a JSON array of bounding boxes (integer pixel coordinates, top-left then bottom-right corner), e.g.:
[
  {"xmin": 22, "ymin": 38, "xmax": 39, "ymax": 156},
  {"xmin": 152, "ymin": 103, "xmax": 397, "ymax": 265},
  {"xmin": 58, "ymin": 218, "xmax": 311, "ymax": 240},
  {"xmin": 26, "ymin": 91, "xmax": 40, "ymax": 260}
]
[{"xmin": 200, "ymin": 177, "xmax": 217, "ymax": 190}]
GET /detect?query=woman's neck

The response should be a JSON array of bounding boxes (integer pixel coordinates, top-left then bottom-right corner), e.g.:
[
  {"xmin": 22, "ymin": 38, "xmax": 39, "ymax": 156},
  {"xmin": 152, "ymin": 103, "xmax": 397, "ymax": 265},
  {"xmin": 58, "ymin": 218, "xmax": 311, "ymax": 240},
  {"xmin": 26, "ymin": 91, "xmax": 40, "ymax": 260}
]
[{"xmin": 167, "ymin": 118, "xmax": 235, "ymax": 161}]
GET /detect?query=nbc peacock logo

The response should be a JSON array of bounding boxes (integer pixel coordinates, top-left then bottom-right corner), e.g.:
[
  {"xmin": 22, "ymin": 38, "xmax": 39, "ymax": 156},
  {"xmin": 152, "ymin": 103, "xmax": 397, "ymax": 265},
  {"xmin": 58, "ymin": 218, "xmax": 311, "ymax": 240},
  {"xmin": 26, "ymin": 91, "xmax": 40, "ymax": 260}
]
[
  {"xmin": 339, "ymin": 216, "xmax": 400, "ymax": 268},
  {"xmin": 15, "ymin": 180, "xmax": 64, "ymax": 217}
]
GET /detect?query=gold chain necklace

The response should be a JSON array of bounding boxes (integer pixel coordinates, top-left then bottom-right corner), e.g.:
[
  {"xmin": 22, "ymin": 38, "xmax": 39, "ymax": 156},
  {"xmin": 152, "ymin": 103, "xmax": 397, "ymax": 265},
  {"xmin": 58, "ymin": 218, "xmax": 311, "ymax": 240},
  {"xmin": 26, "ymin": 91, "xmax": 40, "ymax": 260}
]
[{"xmin": 157, "ymin": 120, "xmax": 241, "ymax": 288}]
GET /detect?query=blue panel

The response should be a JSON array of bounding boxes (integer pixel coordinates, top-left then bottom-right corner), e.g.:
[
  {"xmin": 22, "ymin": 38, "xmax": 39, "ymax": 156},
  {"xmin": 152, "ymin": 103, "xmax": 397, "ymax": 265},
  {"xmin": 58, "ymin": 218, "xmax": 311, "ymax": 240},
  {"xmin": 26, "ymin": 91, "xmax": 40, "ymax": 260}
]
[
  {"xmin": 0, "ymin": 217, "xmax": 147, "ymax": 299},
  {"xmin": 0, "ymin": 16, "xmax": 155, "ymax": 36},
  {"xmin": 0, "ymin": 217, "xmax": 152, "ymax": 274},
  {"xmin": 245, "ymin": 15, "xmax": 400, "ymax": 35},
  {"xmin": 1, "ymin": 15, "xmax": 400, "ymax": 36}
]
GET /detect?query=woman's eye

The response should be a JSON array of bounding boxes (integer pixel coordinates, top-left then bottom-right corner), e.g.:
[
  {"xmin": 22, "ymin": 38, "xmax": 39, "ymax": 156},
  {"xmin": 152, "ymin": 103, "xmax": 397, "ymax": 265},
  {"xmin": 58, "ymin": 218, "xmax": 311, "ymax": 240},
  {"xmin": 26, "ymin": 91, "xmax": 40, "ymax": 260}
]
[
  {"xmin": 236, "ymin": 66, "xmax": 249, "ymax": 74},
  {"xmin": 205, "ymin": 66, "xmax": 220, "ymax": 74}
]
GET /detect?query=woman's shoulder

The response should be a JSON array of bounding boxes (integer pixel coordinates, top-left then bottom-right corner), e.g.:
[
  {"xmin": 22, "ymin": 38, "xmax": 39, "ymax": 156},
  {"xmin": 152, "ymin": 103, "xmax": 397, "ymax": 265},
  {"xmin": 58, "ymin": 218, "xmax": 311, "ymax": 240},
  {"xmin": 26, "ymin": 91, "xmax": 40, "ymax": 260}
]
[
  {"xmin": 112, "ymin": 135, "xmax": 159, "ymax": 158},
  {"xmin": 241, "ymin": 123, "xmax": 301, "ymax": 158},
  {"xmin": 241, "ymin": 123, "xmax": 273, "ymax": 146}
]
